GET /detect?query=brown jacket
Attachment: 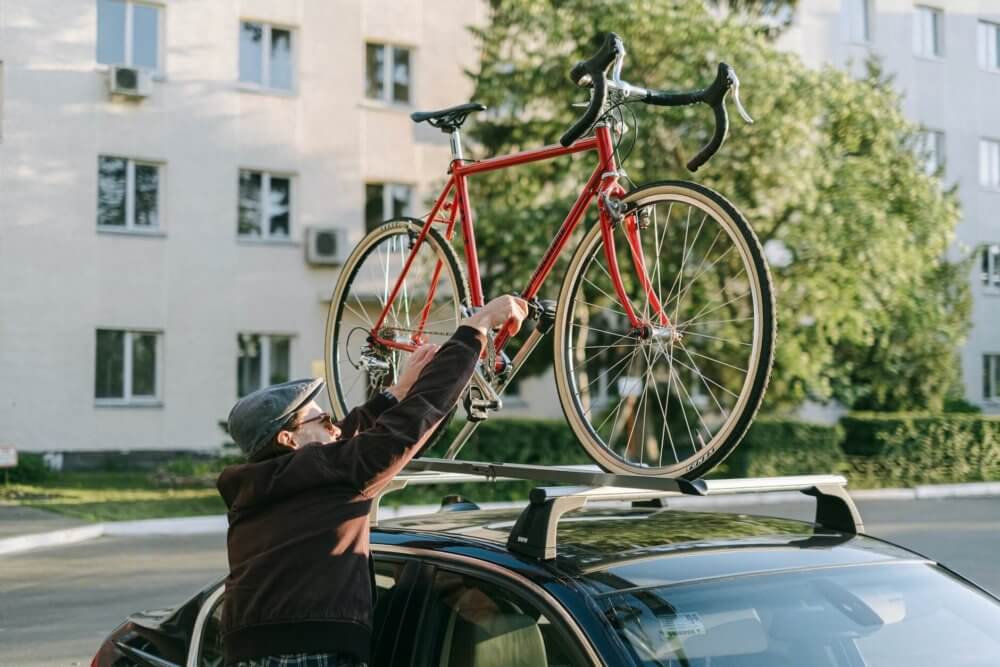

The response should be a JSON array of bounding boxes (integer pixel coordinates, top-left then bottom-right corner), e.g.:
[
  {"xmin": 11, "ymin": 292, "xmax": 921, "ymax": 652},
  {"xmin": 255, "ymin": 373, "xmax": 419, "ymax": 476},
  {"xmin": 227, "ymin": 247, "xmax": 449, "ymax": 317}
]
[{"xmin": 216, "ymin": 326, "xmax": 485, "ymax": 664}]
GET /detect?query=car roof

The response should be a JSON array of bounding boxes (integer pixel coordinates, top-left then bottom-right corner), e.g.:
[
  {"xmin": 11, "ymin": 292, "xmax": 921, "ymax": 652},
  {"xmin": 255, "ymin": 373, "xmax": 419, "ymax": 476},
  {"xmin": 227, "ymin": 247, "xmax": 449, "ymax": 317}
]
[{"xmin": 373, "ymin": 505, "xmax": 924, "ymax": 593}]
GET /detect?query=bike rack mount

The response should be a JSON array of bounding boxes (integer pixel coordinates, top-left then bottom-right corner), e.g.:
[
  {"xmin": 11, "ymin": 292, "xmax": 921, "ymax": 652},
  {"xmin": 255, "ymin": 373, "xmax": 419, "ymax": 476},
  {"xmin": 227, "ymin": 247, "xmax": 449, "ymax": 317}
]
[{"xmin": 378, "ymin": 457, "xmax": 863, "ymax": 561}]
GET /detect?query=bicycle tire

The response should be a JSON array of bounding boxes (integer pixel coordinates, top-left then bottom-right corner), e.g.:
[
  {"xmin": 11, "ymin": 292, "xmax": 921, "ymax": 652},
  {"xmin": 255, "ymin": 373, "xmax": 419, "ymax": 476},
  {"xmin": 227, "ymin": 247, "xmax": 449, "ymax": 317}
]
[
  {"xmin": 553, "ymin": 181, "xmax": 775, "ymax": 479},
  {"xmin": 325, "ymin": 218, "xmax": 470, "ymax": 452}
]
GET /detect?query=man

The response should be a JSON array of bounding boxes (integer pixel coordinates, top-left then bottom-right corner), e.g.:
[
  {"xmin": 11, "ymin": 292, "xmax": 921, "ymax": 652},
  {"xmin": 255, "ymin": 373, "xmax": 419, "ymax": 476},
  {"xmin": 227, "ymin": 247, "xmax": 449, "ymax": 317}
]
[{"xmin": 217, "ymin": 295, "xmax": 529, "ymax": 667}]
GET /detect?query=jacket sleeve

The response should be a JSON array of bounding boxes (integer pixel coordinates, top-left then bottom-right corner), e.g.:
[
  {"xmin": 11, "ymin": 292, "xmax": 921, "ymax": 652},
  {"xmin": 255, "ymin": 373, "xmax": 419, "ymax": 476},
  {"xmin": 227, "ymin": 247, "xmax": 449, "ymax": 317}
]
[
  {"xmin": 334, "ymin": 391, "xmax": 397, "ymax": 440},
  {"xmin": 285, "ymin": 326, "xmax": 485, "ymax": 499}
]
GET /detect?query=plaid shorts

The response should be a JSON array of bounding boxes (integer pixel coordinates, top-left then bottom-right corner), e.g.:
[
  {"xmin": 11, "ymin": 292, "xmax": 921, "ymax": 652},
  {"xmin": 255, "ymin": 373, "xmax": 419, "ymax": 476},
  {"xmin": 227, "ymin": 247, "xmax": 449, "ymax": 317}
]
[{"xmin": 230, "ymin": 654, "xmax": 366, "ymax": 667}]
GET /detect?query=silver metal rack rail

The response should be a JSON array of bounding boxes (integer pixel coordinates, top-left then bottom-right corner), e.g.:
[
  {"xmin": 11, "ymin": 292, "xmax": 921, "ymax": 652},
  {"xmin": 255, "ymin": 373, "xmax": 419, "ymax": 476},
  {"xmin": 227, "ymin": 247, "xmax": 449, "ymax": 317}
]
[{"xmin": 378, "ymin": 458, "xmax": 864, "ymax": 561}]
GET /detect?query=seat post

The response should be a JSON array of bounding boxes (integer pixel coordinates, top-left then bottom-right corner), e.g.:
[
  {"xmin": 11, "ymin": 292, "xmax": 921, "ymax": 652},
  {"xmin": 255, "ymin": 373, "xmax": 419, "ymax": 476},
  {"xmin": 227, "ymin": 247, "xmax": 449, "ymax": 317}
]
[{"xmin": 449, "ymin": 128, "xmax": 464, "ymax": 161}]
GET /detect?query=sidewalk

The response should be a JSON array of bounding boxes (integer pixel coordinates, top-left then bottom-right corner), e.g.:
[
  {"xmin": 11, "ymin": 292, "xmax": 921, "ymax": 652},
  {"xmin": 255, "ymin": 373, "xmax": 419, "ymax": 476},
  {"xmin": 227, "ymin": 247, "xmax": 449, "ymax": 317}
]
[{"xmin": 0, "ymin": 504, "xmax": 88, "ymax": 540}]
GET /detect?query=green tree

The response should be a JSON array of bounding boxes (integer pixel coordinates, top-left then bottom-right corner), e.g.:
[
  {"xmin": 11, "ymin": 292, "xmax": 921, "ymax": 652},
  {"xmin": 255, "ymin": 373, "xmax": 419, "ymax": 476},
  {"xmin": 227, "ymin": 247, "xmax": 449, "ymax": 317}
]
[{"xmin": 460, "ymin": 0, "xmax": 969, "ymax": 411}]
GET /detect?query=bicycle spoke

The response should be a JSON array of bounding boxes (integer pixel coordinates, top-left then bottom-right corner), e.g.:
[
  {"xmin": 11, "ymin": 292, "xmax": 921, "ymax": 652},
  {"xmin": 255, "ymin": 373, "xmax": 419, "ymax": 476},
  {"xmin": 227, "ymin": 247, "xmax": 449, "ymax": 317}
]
[
  {"xmin": 680, "ymin": 330, "xmax": 752, "ymax": 347},
  {"xmin": 668, "ymin": 241, "xmax": 736, "ymax": 318},
  {"xmin": 683, "ymin": 316, "xmax": 755, "ymax": 328},
  {"xmin": 676, "ymin": 342, "xmax": 731, "ymax": 418},
  {"xmin": 683, "ymin": 289, "xmax": 751, "ymax": 329}
]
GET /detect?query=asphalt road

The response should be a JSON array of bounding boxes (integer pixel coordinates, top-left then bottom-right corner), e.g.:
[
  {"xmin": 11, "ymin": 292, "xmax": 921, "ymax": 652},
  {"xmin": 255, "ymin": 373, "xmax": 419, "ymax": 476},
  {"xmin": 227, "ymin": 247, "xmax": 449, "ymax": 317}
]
[{"xmin": 1, "ymin": 497, "xmax": 998, "ymax": 667}]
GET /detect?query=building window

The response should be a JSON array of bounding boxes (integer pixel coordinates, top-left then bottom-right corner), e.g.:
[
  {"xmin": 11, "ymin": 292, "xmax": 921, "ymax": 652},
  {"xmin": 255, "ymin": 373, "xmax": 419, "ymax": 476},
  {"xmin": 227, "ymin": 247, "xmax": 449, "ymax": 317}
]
[
  {"xmin": 918, "ymin": 130, "xmax": 945, "ymax": 175},
  {"xmin": 97, "ymin": 0, "xmax": 162, "ymax": 70},
  {"xmin": 981, "ymin": 139, "xmax": 1000, "ymax": 189},
  {"xmin": 846, "ymin": 0, "xmax": 872, "ymax": 43},
  {"xmin": 95, "ymin": 329, "xmax": 161, "ymax": 402},
  {"xmin": 984, "ymin": 354, "xmax": 1000, "ymax": 401},
  {"xmin": 978, "ymin": 21, "xmax": 1000, "ymax": 71},
  {"xmin": 238, "ymin": 334, "xmax": 292, "ymax": 397},
  {"xmin": 364, "ymin": 183, "xmax": 412, "ymax": 232},
  {"xmin": 97, "ymin": 156, "xmax": 161, "ymax": 230},
  {"xmin": 365, "ymin": 43, "xmax": 411, "ymax": 104},
  {"xmin": 982, "ymin": 244, "xmax": 1000, "ymax": 287},
  {"xmin": 238, "ymin": 170, "xmax": 292, "ymax": 239},
  {"xmin": 913, "ymin": 6, "xmax": 943, "ymax": 58},
  {"xmin": 239, "ymin": 21, "xmax": 294, "ymax": 91}
]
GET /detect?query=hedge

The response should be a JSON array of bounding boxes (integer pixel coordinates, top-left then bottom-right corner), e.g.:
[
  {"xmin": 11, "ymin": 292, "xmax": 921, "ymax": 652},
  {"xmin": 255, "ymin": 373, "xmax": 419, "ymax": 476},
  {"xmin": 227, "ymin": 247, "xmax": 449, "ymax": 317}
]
[
  {"xmin": 389, "ymin": 416, "xmax": 845, "ymax": 505},
  {"xmin": 842, "ymin": 413, "xmax": 1000, "ymax": 487},
  {"xmin": 713, "ymin": 417, "xmax": 845, "ymax": 478},
  {"xmin": 3, "ymin": 452, "xmax": 50, "ymax": 484}
]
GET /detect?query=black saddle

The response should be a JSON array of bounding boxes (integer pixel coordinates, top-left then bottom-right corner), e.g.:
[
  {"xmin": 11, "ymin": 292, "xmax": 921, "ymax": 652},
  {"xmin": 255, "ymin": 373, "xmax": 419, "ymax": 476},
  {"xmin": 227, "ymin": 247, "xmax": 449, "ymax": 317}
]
[{"xmin": 410, "ymin": 102, "xmax": 487, "ymax": 133}]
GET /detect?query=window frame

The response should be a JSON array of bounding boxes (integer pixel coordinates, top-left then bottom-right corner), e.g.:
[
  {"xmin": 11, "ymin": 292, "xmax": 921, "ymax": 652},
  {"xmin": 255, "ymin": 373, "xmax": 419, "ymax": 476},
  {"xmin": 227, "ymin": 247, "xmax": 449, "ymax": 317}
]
[
  {"xmin": 411, "ymin": 559, "xmax": 596, "ymax": 667},
  {"xmin": 984, "ymin": 354, "xmax": 1000, "ymax": 403},
  {"xmin": 238, "ymin": 19, "xmax": 296, "ymax": 94},
  {"xmin": 94, "ymin": 328, "xmax": 163, "ymax": 406},
  {"xmin": 913, "ymin": 5, "xmax": 944, "ymax": 59},
  {"xmin": 978, "ymin": 20, "xmax": 1000, "ymax": 72},
  {"xmin": 364, "ymin": 181, "xmax": 413, "ymax": 232},
  {"xmin": 364, "ymin": 42, "xmax": 414, "ymax": 106},
  {"xmin": 845, "ymin": 0, "xmax": 873, "ymax": 44},
  {"xmin": 919, "ymin": 129, "xmax": 945, "ymax": 176},
  {"xmin": 980, "ymin": 139, "xmax": 1000, "ymax": 190},
  {"xmin": 237, "ymin": 332, "xmax": 294, "ymax": 398},
  {"xmin": 96, "ymin": 0, "xmax": 165, "ymax": 73},
  {"xmin": 97, "ymin": 155, "xmax": 165, "ymax": 234},
  {"xmin": 237, "ymin": 169, "xmax": 295, "ymax": 241},
  {"xmin": 982, "ymin": 244, "xmax": 1000, "ymax": 290}
]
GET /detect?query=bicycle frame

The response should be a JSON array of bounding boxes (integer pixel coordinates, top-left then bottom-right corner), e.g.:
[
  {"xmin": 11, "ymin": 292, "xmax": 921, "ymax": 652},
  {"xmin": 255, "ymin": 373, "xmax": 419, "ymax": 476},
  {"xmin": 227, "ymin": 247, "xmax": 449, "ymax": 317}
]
[{"xmin": 369, "ymin": 123, "xmax": 671, "ymax": 357}]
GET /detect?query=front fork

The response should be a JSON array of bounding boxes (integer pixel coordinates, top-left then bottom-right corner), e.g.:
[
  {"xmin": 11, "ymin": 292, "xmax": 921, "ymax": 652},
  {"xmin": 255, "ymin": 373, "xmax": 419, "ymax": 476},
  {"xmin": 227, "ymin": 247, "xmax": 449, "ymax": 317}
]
[{"xmin": 599, "ymin": 190, "xmax": 672, "ymax": 331}]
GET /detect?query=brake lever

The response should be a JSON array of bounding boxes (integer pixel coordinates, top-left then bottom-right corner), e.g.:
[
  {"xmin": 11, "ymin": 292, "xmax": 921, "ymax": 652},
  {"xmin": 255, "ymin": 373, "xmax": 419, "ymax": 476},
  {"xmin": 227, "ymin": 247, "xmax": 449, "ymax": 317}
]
[{"xmin": 728, "ymin": 70, "xmax": 754, "ymax": 124}]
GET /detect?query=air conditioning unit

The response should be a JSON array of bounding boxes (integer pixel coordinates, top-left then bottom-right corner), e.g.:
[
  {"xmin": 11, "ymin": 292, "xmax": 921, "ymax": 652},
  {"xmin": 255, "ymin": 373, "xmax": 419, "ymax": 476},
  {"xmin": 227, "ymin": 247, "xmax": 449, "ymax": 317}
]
[
  {"xmin": 306, "ymin": 227, "xmax": 349, "ymax": 266},
  {"xmin": 108, "ymin": 65, "xmax": 153, "ymax": 98}
]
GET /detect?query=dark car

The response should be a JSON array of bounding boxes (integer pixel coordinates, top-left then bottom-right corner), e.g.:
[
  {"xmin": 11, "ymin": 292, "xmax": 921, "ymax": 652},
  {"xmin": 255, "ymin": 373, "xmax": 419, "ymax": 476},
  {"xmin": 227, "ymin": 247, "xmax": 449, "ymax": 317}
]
[{"xmin": 94, "ymin": 471, "xmax": 1000, "ymax": 667}]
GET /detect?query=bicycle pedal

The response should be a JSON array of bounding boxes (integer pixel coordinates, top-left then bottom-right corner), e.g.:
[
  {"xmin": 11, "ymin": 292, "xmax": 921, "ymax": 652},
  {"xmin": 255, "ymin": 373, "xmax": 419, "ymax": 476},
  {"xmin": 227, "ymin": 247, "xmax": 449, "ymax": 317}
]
[{"xmin": 464, "ymin": 393, "xmax": 502, "ymax": 422}]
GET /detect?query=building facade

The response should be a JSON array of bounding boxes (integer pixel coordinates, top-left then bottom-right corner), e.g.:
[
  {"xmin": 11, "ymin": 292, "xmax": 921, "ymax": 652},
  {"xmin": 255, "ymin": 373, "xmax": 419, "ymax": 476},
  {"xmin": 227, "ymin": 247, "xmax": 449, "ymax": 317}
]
[
  {"xmin": 3, "ymin": 1, "xmax": 997, "ymax": 455},
  {"xmin": 0, "ymin": 0, "xmax": 491, "ymax": 452},
  {"xmin": 777, "ymin": 0, "xmax": 1000, "ymax": 413}
]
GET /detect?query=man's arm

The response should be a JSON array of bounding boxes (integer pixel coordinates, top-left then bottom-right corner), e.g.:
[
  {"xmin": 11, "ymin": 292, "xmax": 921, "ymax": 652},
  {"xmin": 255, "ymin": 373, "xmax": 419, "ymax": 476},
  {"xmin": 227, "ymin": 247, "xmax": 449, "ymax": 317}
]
[
  {"xmin": 267, "ymin": 296, "xmax": 526, "ymax": 498},
  {"xmin": 329, "ymin": 325, "xmax": 485, "ymax": 497},
  {"xmin": 333, "ymin": 392, "xmax": 397, "ymax": 440}
]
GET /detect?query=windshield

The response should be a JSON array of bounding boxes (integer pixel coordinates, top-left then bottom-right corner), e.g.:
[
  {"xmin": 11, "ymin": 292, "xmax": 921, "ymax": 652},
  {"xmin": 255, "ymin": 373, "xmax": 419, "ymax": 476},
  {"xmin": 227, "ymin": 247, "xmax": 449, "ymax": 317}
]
[{"xmin": 600, "ymin": 562, "xmax": 1000, "ymax": 666}]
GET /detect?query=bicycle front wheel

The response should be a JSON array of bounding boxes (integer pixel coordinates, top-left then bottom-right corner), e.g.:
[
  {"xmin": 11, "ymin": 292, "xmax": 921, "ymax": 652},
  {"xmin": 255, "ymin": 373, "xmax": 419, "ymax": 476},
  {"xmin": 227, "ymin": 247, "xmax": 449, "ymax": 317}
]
[
  {"xmin": 554, "ymin": 181, "xmax": 775, "ymax": 479},
  {"xmin": 325, "ymin": 218, "xmax": 470, "ymax": 425}
]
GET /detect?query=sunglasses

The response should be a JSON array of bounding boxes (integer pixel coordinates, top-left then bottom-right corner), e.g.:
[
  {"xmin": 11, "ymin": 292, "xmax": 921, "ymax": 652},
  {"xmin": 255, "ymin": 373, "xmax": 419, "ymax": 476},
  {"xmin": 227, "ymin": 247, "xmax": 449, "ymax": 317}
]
[{"xmin": 292, "ymin": 411, "xmax": 335, "ymax": 431}]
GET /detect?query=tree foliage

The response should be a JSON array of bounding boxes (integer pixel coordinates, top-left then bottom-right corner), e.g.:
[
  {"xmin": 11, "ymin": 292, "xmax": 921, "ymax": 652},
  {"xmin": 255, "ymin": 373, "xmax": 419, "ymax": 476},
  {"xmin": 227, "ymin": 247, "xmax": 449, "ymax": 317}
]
[{"xmin": 460, "ymin": 0, "xmax": 969, "ymax": 411}]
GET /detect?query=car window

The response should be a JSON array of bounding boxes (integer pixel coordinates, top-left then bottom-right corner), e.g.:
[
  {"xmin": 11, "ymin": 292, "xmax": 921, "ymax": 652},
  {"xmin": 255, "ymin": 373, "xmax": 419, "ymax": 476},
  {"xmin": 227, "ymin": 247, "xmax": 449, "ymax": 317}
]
[
  {"xmin": 419, "ymin": 567, "xmax": 588, "ymax": 667},
  {"xmin": 196, "ymin": 559, "xmax": 409, "ymax": 667},
  {"xmin": 599, "ymin": 562, "xmax": 1000, "ymax": 666}
]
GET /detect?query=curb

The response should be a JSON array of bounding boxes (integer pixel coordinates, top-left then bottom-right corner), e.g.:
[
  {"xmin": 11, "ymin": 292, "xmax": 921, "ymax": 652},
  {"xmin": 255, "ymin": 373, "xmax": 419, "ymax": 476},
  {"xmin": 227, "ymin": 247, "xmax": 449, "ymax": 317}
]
[{"xmin": 3, "ymin": 480, "xmax": 1000, "ymax": 557}]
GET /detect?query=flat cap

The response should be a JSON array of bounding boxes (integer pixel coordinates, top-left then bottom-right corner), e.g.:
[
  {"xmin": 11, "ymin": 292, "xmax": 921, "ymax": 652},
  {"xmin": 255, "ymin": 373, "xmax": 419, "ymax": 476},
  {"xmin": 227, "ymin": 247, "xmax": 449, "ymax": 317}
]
[{"xmin": 228, "ymin": 378, "xmax": 325, "ymax": 460}]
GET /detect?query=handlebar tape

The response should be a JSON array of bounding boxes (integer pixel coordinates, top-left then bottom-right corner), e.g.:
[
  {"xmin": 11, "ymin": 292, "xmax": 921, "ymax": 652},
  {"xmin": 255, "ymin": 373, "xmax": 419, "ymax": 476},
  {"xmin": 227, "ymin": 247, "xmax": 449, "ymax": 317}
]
[
  {"xmin": 644, "ymin": 63, "xmax": 736, "ymax": 172},
  {"xmin": 559, "ymin": 33, "xmax": 624, "ymax": 147}
]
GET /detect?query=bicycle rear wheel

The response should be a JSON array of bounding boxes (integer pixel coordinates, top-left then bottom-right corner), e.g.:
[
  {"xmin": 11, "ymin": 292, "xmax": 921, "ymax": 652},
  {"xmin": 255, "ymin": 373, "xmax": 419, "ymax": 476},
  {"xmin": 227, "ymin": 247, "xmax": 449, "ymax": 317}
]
[
  {"xmin": 325, "ymin": 219, "xmax": 469, "ymax": 432},
  {"xmin": 553, "ymin": 181, "xmax": 775, "ymax": 479}
]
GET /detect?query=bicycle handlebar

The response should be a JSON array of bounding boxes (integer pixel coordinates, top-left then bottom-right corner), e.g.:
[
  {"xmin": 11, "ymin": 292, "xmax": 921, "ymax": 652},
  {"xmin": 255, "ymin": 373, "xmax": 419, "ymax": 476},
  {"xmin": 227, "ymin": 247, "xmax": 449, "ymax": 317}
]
[
  {"xmin": 559, "ymin": 33, "xmax": 623, "ymax": 148},
  {"xmin": 645, "ymin": 62, "xmax": 741, "ymax": 172},
  {"xmin": 559, "ymin": 34, "xmax": 753, "ymax": 172}
]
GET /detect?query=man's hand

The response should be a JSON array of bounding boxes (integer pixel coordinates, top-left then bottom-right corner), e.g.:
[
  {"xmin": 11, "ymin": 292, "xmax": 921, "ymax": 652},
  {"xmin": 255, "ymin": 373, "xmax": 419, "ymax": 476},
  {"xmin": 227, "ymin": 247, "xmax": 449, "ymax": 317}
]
[
  {"xmin": 460, "ymin": 295, "xmax": 530, "ymax": 337},
  {"xmin": 386, "ymin": 343, "xmax": 439, "ymax": 400}
]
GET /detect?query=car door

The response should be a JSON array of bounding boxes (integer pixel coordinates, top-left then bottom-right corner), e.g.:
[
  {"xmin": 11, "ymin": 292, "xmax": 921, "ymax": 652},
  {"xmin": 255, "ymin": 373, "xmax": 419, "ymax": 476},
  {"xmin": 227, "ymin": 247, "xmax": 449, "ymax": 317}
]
[
  {"xmin": 185, "ymin": 555, "xmax": 423, "ymax": 667},
  {"xmin": 404, "ymin": 558, "xmax": 600, "ymax": 667}
]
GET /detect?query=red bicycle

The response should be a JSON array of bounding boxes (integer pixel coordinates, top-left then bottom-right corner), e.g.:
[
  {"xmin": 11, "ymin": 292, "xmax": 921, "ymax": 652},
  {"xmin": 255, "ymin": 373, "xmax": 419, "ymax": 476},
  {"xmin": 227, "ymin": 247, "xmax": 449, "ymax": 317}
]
[{"xmin": 325, "ymin": 34, "xmax": 775, "ymax": 478}]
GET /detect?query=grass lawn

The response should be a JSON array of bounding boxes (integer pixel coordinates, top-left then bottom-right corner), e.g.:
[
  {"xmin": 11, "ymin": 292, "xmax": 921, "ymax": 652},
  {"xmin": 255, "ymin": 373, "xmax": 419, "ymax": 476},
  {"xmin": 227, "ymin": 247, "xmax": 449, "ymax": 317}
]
[
  {"xmin": 0, "ymin": 471, "xmax": 539, "ymax": 522},
  {"xmin": 0, "ymin": 472, "xmax": 226, "ymax": 522}
]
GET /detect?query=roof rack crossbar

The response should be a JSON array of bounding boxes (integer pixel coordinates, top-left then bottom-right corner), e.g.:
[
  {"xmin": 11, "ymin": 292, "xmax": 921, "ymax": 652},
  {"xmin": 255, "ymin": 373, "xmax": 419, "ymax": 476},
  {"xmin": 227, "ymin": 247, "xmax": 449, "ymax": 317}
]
[
  {"xmin": 379, "ymin": 459, "xmax": 864, "ymax": 552},
  {"xmin": 404, "ymin": 458, "xmax": 706, "ymax": 495}
]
